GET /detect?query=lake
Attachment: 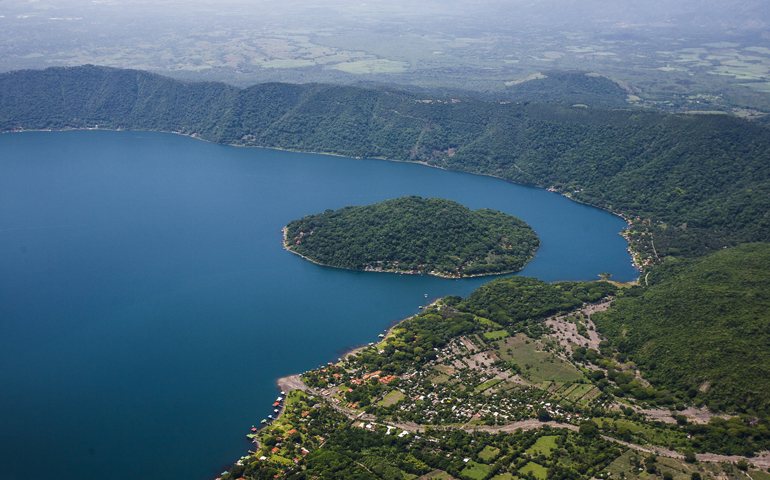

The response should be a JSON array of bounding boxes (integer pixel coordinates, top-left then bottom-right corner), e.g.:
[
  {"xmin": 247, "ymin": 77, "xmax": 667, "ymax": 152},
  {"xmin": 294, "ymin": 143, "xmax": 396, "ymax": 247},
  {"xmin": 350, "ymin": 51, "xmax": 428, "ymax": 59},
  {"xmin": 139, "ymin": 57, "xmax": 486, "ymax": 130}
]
[{"xmin": 0, "ymin": 130, "xmax": 637, "ymax": 480}]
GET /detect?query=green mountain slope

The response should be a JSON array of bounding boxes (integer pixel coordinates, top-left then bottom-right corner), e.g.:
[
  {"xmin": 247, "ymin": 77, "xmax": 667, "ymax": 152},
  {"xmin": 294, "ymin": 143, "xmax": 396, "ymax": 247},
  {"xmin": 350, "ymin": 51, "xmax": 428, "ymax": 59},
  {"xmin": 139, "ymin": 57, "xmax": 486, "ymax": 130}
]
[
  {"xmin": 2, "ymin": 65, "xmax": 770, "ymax": 259},
  {"xmin": 592, "ymin": 243, "xmax": 770, "ymax": 413}
]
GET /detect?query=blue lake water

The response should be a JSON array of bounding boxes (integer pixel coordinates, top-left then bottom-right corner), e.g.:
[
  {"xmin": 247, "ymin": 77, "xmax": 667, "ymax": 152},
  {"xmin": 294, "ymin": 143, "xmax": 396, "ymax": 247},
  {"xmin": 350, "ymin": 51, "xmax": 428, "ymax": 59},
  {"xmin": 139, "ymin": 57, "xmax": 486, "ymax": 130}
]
[{"xmin": 0, "ymin": 130, "xmax": 637, "ymax": 480}]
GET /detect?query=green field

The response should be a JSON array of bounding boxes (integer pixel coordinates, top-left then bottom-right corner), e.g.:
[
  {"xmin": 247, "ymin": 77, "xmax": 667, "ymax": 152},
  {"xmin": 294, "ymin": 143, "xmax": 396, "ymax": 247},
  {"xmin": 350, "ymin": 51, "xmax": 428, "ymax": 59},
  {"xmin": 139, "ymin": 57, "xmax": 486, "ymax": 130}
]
[
  {"xmin": 749, "ymin": 471, "xmax": 770, "ymax": 480},
  {"xmin": 518, "ymin": 462, "xmax": 548, "ymax": 480},
  {"xmin": 379, "ymin": 390, "xmax": 406, "ymax": 407},
  {"xmin": 484, "ymin": 330, "xmax": 509, "ymax": 341},
  {"xmin": 497, "ymin": 335, "xmax": 584, "ymax": 384},
  {"xmin": 525, "ymin": 436, "xmax": 559, "ymax": 458},
  {"xmin": 564, "ymin": 384, "xmax": 595, "ymax": 403},
  {"xmin": 420, "ymin": 471, "xmax": 459, "ymax": 480},
  {"xmin": 490, "ymin": 474, "xmax": 517, "ymax": 480},
  {"xmin": 461, "ymin": 461, "xmax": 493, "ymax": 480},
  {"xmin": 475, "ymin": 379, "xmax": 503, "ymax": 392},
  {"xmin": 478, "ymin": 445, "xmax": 501, "ymax": 462}
]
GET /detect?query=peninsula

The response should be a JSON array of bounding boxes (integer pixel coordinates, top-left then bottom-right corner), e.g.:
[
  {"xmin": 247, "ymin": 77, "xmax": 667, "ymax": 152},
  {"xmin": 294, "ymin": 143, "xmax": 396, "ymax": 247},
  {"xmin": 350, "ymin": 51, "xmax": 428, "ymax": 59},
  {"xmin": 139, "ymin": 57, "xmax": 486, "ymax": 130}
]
[{"xmin": 283, "ymin": 196, "xmax": 540, "ymax": 278}]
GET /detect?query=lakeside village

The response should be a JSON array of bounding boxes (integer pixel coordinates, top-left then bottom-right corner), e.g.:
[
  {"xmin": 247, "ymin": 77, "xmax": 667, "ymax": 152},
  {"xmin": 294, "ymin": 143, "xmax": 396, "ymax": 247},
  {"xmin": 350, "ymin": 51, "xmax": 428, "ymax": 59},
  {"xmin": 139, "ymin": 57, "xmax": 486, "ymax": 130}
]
[
  {"xmin": 220, "ymin": 296, "xmax": 770, "ymax": 480},
  {"xmin": 223, "ymin": 299, "xmax": 639, "ymax": 478}
]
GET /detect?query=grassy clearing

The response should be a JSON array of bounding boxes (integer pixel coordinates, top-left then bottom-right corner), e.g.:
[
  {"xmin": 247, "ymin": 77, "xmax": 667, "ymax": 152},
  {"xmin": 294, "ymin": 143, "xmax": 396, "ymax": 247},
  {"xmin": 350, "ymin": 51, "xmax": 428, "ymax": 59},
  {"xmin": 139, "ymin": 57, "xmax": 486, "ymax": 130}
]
[
  {"xmin": 490, "ymin": 474, "xmax": 517, "ymax": 480},
  {"xmin": 484, "ymin": 330, "xmax": 509, "ymax": 341},
  {"xmin": 750, "ymin": 471, "xmax": 770, "ymax": 480},
  {"xmin": 518, "ymin": 462, "xmax": 548, "ymax": 480},
  {"xmin": 431, "ymin": 373, "xmax": 451, "ymax": 384},
  {"xmin": 435, "ymin": 365, "xmax": 456, "ymax": 375},
  {"xmin": 419, "ymin": 470, "xmax": 459, "ymax": 480},
  {"xmin": 497, "ymin": 335, "xmax": 583, "ymax": 384},
  {"xmin": 476, "ymin": 379, "xmax": 503, "ymax": 392},
  {"xmin": 525, "ymin": 436, "xmax": 559, "ymax": 458},
  {"xmin": 478, "ymin": 445, "xmax": 500, "ymax": 462},
  {"xmin": 476, "ymin": 317, "xmax": 503, "ymax": 329},
  {"xmin": 461, "ymin": 461, "xmax": 493, "ymax": 480},
  {"xmin": 379, "ymin": 390, "xmax": 406, "ymax": 407}
]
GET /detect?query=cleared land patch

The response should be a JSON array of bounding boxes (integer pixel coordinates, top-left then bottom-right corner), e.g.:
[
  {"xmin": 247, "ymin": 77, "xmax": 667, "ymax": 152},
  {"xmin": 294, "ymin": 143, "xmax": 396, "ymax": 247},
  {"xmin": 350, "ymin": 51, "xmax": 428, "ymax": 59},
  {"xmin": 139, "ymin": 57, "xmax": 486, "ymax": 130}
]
[
  {"xmin": 479, "ymin": 445, "xmax": 501, "ymax": 462},
  {"xmin": 496, "ymin": 334, "xmax": 584, "ymax": 383},
  {"xmin": 461, "ymin": 460, "xmax": 493, "ymax": 480},
  {"xmin": 525, "ymin": 436, "xmax": 559, "ymax": 458},
  {"xmin": 518, "ymin": 462, "xmax": 547, "ymax": 480},
  {"xmin": 379, "ymin": 390, "xmax": 406, "ymax": 407}
]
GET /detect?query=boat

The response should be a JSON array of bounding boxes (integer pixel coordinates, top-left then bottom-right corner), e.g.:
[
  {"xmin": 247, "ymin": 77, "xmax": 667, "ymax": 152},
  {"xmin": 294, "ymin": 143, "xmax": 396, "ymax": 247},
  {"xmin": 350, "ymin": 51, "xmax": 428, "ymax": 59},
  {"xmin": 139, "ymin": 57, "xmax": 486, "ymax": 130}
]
[
  {"xmin": 260, "ymin": 419, "xmax": 267, "ymax": 424},
  {"xmin": 268, "ymin": 414, "xmax": 274, "ymax": 419},
  {"xmin": 274, "ymin": 409, "xmax": 279, "ymax": 413}
]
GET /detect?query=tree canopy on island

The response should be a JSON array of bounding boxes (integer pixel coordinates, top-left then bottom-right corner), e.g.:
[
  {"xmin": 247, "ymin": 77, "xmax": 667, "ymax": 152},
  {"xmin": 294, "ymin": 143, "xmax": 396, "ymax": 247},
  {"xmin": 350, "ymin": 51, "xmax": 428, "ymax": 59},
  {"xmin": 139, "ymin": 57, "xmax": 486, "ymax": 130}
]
[{"xmin": 284, "ymin": 196, "xmax": 540, "ymax": 277}]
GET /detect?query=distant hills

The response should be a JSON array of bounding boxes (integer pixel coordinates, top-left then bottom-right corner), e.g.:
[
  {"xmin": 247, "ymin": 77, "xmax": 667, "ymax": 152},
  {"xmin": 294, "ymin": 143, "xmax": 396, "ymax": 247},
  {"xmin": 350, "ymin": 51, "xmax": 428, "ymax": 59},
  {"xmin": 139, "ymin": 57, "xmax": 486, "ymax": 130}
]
[{"xmin": 2, "ymin": 65, "xmax": 770, "ymax": 261}]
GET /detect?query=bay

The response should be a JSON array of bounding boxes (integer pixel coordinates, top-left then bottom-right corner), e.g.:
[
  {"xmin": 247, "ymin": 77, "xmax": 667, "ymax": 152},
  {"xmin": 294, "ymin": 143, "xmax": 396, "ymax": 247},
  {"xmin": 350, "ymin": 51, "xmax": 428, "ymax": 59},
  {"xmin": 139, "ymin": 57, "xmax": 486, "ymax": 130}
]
[{"xmin": 0, "ymin": 130, "xmax": 637, "ymax": 480}]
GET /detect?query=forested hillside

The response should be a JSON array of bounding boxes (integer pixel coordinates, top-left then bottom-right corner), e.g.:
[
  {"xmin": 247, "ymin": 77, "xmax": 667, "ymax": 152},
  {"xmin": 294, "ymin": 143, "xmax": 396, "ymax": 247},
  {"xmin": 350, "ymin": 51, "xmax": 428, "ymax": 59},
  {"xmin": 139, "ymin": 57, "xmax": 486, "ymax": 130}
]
[
  {"xmin": 2, "ymin": 65, "xmax": 770, "ymax": 260},
  {"xmin": 592, "ymin": 243, "xmax": 770, "ymax": 413},
  {"xmin": 284, "ymin": 196, "xmax": 540, "ymax": 277}
]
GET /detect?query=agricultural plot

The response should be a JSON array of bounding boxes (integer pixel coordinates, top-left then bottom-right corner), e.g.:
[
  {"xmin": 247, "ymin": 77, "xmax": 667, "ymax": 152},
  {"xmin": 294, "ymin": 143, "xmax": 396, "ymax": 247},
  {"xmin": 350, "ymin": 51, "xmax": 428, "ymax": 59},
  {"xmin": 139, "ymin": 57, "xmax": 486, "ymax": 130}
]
[
  {"xmin": 484, "ymin": 330, "xmax": 509, "ymax": 341},
  {"xmin": 478, "ymin": 446, "xmax": 501, "ymax": 462},
  {"xmin": 461, "ymin": 461, "xmax": 493, "ymax": 480},
  {"xmin": 418, "ymin": 470, "xmax": 459, "ymax": 480},
  {"xmin": 496, "ymin": 334, "xmax": 584, "ymax": 384},
  {"xmin": 518, "ymin": 462, "xmax": 548, "ymax": 480},
  {"xmin": 378, "ymin": 390, "xmax": 406, "ymax": 407},
  {"xmin": 525, "ymin": 436, "xmax": 559, "ymax": 458},
  {"xmin": 475, "ymin": 379, "xmax": 503, "ymax": 392},
  {"xmin": 490, "ymin": 474, "xmax": 518, "ymax": 480},
  {"xmin": 565, "ymin": 384, "xmax": 596, "ymax": 402}
]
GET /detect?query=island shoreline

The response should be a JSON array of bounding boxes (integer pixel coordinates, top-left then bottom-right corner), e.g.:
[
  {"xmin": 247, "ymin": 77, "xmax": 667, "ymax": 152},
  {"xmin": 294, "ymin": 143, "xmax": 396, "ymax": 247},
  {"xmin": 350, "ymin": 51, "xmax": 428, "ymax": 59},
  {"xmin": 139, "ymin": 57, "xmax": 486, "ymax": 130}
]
[{"xmin": 281, "ymin": 227, "xmax": 538, "ymax": 280}]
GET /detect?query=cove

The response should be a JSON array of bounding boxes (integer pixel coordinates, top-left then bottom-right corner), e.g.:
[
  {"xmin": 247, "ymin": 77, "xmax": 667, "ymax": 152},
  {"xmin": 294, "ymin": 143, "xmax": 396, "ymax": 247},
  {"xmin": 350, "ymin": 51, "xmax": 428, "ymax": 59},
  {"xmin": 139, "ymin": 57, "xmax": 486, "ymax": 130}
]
[{"xmin": 0, "ymin": 130, "xmax": 637, "ymax": 480}]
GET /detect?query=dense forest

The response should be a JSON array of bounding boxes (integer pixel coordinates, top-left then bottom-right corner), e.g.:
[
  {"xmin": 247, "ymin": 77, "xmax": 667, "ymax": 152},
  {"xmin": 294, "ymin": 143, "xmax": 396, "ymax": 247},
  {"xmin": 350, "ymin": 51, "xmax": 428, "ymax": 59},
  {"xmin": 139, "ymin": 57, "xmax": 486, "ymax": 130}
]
[
  {"xmin": 284, "ymin": 196, "xmax": 540, "ymax": 277},
  {"xmin": 2, "ymin": 66, "xmax": 770, "ymax": 261},
  {"xmin": 592, "ymin": 243, "xmax": 770, "ymax": 414}
]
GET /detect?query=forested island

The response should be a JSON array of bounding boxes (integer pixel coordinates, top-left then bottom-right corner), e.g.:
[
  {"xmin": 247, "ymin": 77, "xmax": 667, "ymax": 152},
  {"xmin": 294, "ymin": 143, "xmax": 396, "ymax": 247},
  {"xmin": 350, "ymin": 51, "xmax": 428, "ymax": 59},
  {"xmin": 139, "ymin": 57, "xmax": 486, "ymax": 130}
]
[{"xmin": 283, "ymin": 196, "xmax": 540, "ymax": 278}]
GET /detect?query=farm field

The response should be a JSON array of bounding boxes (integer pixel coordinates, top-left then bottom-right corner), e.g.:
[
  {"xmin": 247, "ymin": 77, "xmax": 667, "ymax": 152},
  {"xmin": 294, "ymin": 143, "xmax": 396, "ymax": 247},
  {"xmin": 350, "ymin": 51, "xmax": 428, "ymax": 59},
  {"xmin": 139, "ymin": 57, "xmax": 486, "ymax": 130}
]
[{"xmin": 497, "ymin": 334, "xmax": 584, "ymax": 384}]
